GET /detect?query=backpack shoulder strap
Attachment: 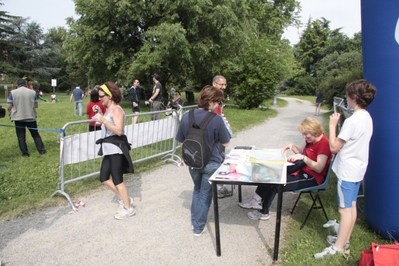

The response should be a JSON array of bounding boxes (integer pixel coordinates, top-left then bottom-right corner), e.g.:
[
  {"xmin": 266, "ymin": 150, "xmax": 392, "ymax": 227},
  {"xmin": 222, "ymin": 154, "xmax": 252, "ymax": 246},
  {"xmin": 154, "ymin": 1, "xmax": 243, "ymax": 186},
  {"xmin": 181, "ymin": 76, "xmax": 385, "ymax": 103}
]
[
  {"xmin": 199, "ymin": 112, "xmax": 216, "ymax": 130},
  {"xmin": 189, "ymin": 109, "xmax": 196, "ymax": 127}
]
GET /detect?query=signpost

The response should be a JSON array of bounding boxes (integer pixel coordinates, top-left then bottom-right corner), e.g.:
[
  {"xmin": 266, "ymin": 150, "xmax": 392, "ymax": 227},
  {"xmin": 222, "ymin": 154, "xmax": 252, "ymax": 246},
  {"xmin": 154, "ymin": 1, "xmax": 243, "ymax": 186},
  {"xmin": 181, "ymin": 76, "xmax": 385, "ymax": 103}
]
[{"xmin": 51, "ymin": 79, "xmax": 57, "ymax": 93}]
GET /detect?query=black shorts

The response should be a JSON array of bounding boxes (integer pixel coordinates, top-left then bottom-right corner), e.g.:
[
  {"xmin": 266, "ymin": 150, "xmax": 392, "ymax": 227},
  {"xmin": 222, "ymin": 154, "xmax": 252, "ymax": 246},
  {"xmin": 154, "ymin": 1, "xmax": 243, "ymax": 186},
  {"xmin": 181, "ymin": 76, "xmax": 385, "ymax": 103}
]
[{"xmin": 99, "ymin": 154, "xmax": 127, "ymax": 186}]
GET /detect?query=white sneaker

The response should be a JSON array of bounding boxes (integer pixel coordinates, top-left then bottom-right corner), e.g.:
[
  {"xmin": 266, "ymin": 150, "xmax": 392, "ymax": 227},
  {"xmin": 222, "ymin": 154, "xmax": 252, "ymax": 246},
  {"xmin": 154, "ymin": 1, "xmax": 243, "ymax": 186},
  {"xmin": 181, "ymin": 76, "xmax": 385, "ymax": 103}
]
[
  {"xmin": 326, "ymin": 235, "xmax": 350, "ymax": 250},
  {"xmin": 238, "ymin": 197, "xmax": 262, "ymax": 210},
  {"xmin": 247, "ymin": 210, "xmax": 270, "ymax": 221},
  {"xmin": 114, "ymin": 206, "xmax": 136, "ymax": 220},
  {"xmin": 194, "ymin": 227, "xmax": 207, "ymax": 237},
  {"xmin": 314, "ymin": 246, "xmax": 342, "ymax": 259},
  {"xmin": 323, "ymin": 219, "xmax": 337, "ymax": 228}
]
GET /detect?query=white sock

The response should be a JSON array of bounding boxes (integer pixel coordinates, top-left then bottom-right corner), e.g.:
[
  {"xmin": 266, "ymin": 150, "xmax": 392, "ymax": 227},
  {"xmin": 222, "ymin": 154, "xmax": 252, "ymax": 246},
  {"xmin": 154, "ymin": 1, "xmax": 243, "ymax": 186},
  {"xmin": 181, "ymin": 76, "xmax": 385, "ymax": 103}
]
[
  {"xmin": 332, "ymin": 246, "xmax": 343, "ymax": 252},
  {"xmin": 253, "ymin": 193, "xmax": 261, "ymax": 202}
]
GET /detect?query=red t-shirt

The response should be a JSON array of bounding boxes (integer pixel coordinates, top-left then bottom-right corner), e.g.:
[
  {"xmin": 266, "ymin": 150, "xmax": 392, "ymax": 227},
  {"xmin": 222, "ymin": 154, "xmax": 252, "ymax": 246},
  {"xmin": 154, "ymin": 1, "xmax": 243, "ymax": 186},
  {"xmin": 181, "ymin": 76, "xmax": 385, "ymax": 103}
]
[
  {"xmin": 86, "ymin": 101, "xmax": 106, "ymax": 127},
  {"xmin": 214, "ymin": 105, "xmax": 222, "ymax": 115},
  {"xmin": 303, "ymin": 134, "xmax": 332, "ymax": 185}
]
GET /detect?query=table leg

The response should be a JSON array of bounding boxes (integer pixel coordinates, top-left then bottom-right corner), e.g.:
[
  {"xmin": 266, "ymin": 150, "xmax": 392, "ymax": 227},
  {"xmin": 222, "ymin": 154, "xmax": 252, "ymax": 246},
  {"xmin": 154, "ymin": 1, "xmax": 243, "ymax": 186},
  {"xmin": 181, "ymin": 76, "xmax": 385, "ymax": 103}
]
[
  {"xmin": 212, "ymin": 182, "xmax": 221, "ymax": 256},
  {"xmin": 273, "ymin": 184, "xmax": 283, "ymax": 262},
  {"xmin": 238, "ymin": 185, "xmax": 242, "ymax": 202}
]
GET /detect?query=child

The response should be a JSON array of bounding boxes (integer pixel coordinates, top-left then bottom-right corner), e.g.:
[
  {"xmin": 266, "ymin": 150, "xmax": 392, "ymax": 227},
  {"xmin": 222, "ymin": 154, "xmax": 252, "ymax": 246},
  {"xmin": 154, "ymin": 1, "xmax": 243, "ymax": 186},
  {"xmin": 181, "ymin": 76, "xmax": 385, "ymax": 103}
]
[{"xmin": 314, "ymin": 79, "xmax": 377, "ymax": 259}]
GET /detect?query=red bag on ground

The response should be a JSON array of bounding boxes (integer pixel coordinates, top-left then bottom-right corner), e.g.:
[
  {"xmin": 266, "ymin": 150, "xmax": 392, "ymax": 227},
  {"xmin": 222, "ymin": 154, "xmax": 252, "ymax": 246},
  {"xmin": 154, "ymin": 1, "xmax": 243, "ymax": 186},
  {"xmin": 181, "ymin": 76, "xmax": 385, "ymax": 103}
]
[{"xmin": 358, "ymin": 242, "xmax": 399, "ymax": 266}]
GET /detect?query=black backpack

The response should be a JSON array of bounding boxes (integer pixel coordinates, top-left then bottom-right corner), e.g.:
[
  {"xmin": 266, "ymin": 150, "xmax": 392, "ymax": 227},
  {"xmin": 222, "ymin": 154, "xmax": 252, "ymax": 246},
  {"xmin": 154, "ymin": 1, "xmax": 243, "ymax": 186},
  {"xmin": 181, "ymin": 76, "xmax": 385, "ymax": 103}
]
[{"xmin": 182, "ymin": 110, "xmax": 216, "ymax": 169}]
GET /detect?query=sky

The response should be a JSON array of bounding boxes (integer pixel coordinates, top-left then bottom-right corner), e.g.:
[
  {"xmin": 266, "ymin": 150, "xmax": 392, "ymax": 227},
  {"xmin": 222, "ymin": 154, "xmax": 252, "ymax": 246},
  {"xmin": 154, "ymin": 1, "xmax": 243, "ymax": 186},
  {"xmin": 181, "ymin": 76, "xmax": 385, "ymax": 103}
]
[{"xmin": 2, "ymin": 0, "xmax": 361, "ymax": 45}]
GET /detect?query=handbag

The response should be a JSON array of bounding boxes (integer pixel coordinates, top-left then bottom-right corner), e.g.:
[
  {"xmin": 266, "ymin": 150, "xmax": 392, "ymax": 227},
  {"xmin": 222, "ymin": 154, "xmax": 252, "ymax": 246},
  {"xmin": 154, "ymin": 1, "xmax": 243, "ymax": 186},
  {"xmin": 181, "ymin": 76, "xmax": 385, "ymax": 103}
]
[{"xmin": 358, "ymin": 242, "xmax": 399, "ymax": 266}]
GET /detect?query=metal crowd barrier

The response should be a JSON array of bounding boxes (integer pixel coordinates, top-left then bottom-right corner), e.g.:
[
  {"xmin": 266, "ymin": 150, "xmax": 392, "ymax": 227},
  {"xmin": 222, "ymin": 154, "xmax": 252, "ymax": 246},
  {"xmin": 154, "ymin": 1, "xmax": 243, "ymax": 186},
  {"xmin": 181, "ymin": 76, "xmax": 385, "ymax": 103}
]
[{"xmin": 52, "ymin": 104, "xmax": 196, "ymax": 210}]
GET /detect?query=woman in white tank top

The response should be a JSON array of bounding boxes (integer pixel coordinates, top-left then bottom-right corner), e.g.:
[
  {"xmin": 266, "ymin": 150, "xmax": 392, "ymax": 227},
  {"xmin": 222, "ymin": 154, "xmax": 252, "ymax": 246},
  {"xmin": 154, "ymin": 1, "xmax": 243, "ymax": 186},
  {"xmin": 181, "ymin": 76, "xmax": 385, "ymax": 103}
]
[{"xmin": 93, "ymin": 82, "xmax": 135, "ymax": 220}]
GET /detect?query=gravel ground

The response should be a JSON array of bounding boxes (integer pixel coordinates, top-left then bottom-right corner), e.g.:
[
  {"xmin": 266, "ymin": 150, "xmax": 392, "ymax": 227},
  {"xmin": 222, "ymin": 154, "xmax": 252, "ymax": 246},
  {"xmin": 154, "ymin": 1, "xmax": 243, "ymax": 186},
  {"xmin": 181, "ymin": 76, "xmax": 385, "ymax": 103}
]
[{"xmin": 0, "ymin": 98, "xmax": 325, "ymax": 266}]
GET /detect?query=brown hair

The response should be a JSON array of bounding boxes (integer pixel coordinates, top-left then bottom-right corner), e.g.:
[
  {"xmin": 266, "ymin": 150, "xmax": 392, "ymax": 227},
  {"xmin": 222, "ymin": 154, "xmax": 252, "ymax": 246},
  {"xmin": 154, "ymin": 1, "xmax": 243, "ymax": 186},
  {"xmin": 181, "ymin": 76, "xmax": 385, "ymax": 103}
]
[
  {"xmin": 298, "ymin": 117, "xmax": 324, "ymax": 137},
  {"xmin": 197, "ymin": 85, "xmax": 224, "ymax": 110},
  {"xmin": 346, "ymin": 79, "xmax": 377, "ymax": 109},
  {"xmin": 98, "ymin": 82, "xmax": 122, "ymax": 103}
]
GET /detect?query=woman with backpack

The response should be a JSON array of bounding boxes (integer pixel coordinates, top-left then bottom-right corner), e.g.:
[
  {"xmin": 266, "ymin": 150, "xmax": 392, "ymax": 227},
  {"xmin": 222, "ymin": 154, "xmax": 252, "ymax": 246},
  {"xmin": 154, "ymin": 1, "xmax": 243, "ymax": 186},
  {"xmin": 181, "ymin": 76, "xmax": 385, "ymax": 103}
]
[{"xmin": 175, "ymin": 85, "xmax": 231, "ymax": 237}]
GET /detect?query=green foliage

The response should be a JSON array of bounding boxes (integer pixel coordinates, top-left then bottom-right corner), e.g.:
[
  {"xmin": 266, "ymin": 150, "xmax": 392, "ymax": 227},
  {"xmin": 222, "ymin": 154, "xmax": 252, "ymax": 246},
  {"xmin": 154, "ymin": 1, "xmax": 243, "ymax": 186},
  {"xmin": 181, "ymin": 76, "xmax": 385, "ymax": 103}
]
[
  {"xmin": 295, "ymin": 18, "xmax": 331, "ymax": 76},
  {"xmin": 320, "ymin": 69, "xmax": 363, "ymax": 108},
  {"xmin": 128, "ymin": 22, "xmax": 192, "ymax": 86},
  {"xmin": 63, "ymin": 0, "xmax": 299, "ymax": 98},
  {"xmin": 0, "ymin": 3, "xmax": 24, "ymax": 75},
  {"xmin": 0, "ymin": 11, "xmax": 70, "ymax": 91},
  {"xmin": 286, "ymin": 14, "xmax": 363, "ymax": 101},
  {"xmin": 287, "ymin": 74, "xmax": 318, "ymax": 96},
  {"xmin": 230, "ymin": 38, "xmax": 277, "ymax": 109},
  {"xmin": 2, "ymin": 0, "xmax": 301, "ymax": 105},
  {"xmin": 316, "ymin": 51, "xmax": 362, "ymax": 78},
  {"xmin": 228, "ymin": 37, "xmax": 297, "ymax": 109}
]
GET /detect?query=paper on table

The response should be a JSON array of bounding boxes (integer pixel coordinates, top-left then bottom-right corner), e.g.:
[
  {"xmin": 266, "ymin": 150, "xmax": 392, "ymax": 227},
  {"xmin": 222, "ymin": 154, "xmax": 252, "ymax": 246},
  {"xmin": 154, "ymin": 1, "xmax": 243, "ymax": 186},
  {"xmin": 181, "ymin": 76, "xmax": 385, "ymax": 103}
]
[
  {"xmin": 252, "ymin": 149, "xmax": 284, "ymax": 161},
  {"xmin": 224, "ymin": 149, "xmax": 253, "ymax": 164}
]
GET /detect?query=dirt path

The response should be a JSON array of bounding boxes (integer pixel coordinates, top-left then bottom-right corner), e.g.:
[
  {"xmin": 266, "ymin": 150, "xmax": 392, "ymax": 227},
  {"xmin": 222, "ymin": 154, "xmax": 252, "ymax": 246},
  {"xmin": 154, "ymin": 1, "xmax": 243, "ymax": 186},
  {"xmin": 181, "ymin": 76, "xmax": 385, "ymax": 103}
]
[{"xmin": 0, "ymin": 98, "xmax": 324, "ymax": 266}]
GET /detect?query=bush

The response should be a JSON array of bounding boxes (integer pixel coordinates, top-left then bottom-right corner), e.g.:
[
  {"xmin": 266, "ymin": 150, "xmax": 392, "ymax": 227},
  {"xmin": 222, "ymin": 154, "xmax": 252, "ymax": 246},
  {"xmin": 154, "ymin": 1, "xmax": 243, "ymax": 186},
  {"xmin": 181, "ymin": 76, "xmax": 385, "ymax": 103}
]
[
  {"xmin": 320, "ymin": 69, "xmax": 363, "ymax": 108},
  {"xmin": 287, "ymin": 75, "xmax": 318, "ymax": 96}
]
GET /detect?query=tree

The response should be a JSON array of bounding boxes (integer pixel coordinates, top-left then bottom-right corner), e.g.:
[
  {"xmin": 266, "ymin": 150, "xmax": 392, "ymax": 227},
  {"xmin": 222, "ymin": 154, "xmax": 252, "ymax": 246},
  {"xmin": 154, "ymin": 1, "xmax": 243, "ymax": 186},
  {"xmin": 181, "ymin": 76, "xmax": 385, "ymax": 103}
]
[
  {"xmin": 287, "ymin": 17, "xmax": 363, "ymax": 100},
  {"xmin": 0, "ymin": 2, "xmax": 23, "ymax": 76},
  {"xmin": 315, "ymin": 51, "xmax": 362, "ymax": 78},
  {"xmin": 294, "ymin": 17, "xmax": 331, "ymax": 77},
  {"xmin": 5, "ymin": 19, "xmax": 62, "ymax": 91},
  {"xmin": 319, "ymin": 68, "xmax": 363, "ymax": 109},
  {"xmin": 229, "ymin": 38, "xmax": 296, "ymax": 108},
  {"xmin": 64, "ymin": 0, "xmax": 299, "ymax": 107},
  {"xmin": 44, "ymin": 27, "xmax": 76, "ymax": 92}
]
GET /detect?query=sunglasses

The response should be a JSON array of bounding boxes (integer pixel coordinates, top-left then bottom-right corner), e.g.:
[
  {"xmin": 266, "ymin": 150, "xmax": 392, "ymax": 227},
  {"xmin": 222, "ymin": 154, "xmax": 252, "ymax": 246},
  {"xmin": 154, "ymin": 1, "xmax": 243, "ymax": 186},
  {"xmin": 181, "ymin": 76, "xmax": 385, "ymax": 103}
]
[
  {"xmin": 215, "ymin": 82, "xmax": 227, "ymax": 87},
  {"xmin": 99, "ymin": 94, "xmax": 107, "ymax": 99}
]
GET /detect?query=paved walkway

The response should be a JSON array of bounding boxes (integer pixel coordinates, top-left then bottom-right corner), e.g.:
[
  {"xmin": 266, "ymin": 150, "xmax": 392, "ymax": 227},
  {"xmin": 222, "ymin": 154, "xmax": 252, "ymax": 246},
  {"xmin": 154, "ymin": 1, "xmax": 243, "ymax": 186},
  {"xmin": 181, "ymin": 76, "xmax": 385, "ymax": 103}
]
[{"xmin": 0, "ymin": 98, "xmax": 324, "ymax": 266}]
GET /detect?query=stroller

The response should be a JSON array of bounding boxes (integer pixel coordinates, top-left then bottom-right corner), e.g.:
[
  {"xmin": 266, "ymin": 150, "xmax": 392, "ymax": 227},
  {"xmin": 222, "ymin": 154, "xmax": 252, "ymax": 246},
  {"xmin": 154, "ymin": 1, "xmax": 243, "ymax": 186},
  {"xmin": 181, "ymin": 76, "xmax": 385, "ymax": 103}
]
[{"xmin": 165, "ymin": 101, "xmax": 184, "ymax": 120}]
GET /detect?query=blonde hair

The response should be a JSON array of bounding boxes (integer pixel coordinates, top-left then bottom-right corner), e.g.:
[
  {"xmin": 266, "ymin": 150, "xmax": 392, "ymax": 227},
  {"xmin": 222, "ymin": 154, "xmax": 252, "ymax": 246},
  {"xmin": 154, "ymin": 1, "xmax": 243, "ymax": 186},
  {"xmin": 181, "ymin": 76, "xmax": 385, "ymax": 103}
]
[{"xmin": 298, "ymin": 117, "xmax": 324, "ymax": 137}]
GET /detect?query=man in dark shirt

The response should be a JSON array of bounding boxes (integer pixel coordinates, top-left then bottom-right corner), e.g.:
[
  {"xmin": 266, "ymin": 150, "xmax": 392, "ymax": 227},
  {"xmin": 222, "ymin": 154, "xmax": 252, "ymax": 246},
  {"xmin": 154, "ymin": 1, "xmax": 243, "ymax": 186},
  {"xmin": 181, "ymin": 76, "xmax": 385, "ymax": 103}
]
[
  {"xmin": 130, "ymin": 79, "xmax": 141, "ymax": 124},
  {"xmin": 149, "ymin": 73, "xmax": 163, "ymax": 120}
]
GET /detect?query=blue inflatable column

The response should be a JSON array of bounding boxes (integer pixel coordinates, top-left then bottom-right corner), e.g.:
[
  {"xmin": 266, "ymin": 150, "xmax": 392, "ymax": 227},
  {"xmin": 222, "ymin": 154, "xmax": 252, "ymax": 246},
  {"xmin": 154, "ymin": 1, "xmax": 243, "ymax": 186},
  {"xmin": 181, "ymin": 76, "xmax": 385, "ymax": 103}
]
[{"xmin": 361, "ymin": 0, "xmax": 399, "ymax": 239}]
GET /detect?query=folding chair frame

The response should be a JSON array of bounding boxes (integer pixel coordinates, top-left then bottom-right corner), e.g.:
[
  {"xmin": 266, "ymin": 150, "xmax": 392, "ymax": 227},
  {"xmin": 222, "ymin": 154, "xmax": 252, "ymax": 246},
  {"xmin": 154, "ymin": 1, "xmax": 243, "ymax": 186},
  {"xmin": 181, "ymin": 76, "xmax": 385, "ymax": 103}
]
[
  {"xmin": 290, "ymin": 188, "xmax": 329, "ymax": 229},
  {"xmin": 290, "ymin": 155, "xmax": 335, "ymax": 230}
]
